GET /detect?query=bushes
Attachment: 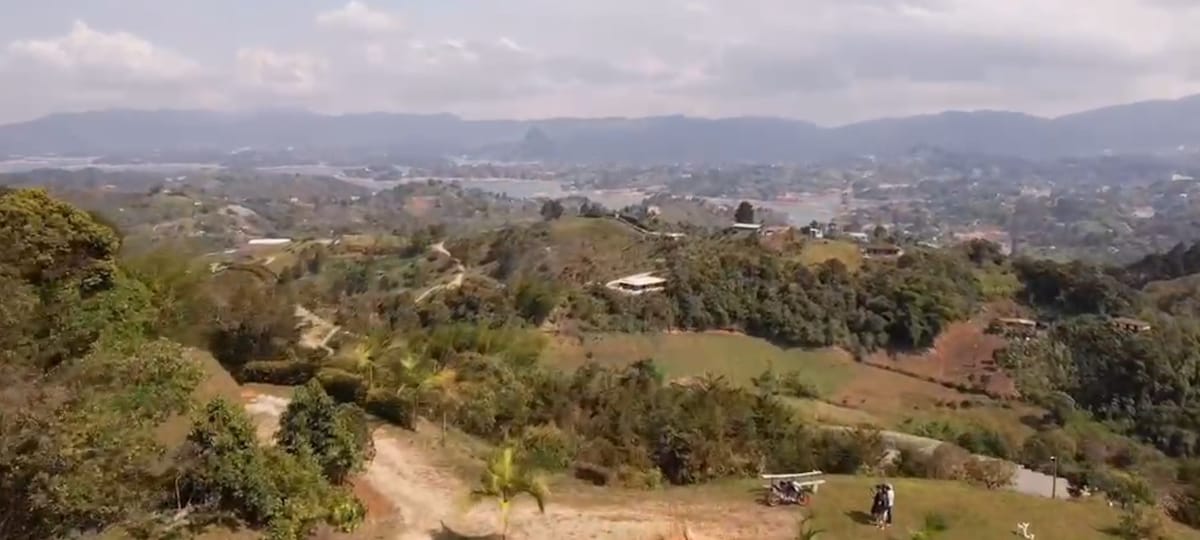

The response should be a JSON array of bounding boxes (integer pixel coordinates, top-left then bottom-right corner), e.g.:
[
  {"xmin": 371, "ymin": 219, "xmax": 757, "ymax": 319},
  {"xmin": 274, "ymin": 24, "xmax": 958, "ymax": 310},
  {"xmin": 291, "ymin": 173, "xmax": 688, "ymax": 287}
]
[
  {"xmin": 316, "ymin": 367, "xmax": 368, "ymax": 404},
  {"xmin": 363, "ymin": 389, "xmax": 415, "ymax": 429},
  {"xmin": 963, "ymin": 458, "xmax": 1016, "ymax": 489},
  {"xmin": 573, "ymin": 462, "xmax": 614, "ymax": 486},
  {"xmin": 177, "ymin": 399, "xmax": 364, "ymax": 540},
  {"xmin": 926, "ymin": 444, "xmax": 972, "ymax": 481},
  {"xmin": 518, "ymin": 424, "xmax": 575, "ymax": 472},
  {"xmin": 816, "ymin": 429, "xmax": 887, "ymax": 475},
  {"xmin": 241, "ymin": 360, "xmax": 317, "ymax": 385}
]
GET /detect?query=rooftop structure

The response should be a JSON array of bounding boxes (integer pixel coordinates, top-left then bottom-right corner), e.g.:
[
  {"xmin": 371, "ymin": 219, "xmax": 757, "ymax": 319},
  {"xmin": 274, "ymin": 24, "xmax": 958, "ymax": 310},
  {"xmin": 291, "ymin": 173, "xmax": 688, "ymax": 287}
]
[
  {"xmin": 1111, "ymin": 317, "xmax": 1152, "ymax": 333},
  {"xmin": 730, "ymin": 222, "xmax": 763, "ymax": 231},
  {"xmin": 605, "ymin": 272, "xmax": 668, "ymax": 295},
  {"xmin": 863, "ymin": 244, "xmax": 904, "ymax": 258},
  {"xmin": 247, "ymin": 238, "xmax": 292, "ymax": 246}
]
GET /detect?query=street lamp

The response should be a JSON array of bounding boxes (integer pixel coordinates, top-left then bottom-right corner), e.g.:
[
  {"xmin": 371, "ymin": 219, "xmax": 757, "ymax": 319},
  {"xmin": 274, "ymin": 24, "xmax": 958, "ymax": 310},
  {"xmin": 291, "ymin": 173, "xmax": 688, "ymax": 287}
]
[{"xmin": 1050, "ymin": 456, "xmax": 1058, "ymax": 500}]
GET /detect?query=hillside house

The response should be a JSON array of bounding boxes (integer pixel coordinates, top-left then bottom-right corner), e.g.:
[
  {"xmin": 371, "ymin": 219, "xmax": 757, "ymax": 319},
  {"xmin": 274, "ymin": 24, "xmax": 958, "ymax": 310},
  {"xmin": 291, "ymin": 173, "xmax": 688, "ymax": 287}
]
[
  {"xmin": 863, "ymin": 244, "xmax": 904, "ymax": 258},
  {"xmin": 730, "ymin": 222, "xmax": 764, "ymax": 232},
  {"xmin": 605, "ymin": 272, "xmax": 668, "ymax": 295},
  {"xmin": 846, "ymin": 232, "xmax": 869, "ymax": 243},
  {"xmin": 247, "ymin": 238, "xmax": 292, "ymax": 246},
  {"xmin": 1111, "ymin": 317, "xmax": 1152, "ymax": 333},
  {"xmin": 990, "ymin": 317, "xmax": 1043, "ymax": 337}
]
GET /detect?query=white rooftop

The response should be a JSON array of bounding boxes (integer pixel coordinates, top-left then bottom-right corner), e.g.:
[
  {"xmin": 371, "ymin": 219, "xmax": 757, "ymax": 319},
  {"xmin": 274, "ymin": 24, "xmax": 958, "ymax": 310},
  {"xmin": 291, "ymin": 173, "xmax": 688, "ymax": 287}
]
[
  {"xmin": 615, "ymin": 274, "xmax": 667, "ymax": 287},
  {"xmin": 247, "ymin": 238, "xmax": 292, "ymax": 246},
  {"xmin": 732, "ymin": 222, "xmax": 763, "ymax": 230}
]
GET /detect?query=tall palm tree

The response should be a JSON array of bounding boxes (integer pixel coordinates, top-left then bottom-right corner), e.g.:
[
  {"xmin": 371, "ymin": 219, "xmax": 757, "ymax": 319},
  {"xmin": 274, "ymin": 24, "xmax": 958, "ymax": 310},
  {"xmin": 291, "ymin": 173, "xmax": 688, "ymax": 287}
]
[
  {"xmin": 339, "ymin": 330, "xmax": 405, "ymax": 387},
  {"xmin": 470, "ymin": 446, "xmax": 548, "ymax": 539},
  {"xmin": 384, "ymin": 353, "xmax": 460, "ymax": 442}
]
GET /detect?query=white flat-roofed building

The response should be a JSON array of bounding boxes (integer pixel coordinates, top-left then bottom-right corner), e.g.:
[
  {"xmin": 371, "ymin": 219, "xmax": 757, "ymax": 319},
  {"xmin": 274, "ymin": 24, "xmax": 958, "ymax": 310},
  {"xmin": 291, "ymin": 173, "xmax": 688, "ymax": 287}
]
[
  {"xmin": 605, "ymin": 272, "xmax": 668, "ymax": 295},
  {"xmin": 247, "ymin": 238, "xmax": 292, "ymax": 246}
]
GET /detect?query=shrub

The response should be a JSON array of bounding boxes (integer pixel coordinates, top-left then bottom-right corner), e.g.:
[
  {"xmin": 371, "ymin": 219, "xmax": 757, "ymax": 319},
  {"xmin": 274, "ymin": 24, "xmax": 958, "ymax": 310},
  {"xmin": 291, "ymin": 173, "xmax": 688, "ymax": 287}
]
[
  {"xmin": 963, "ymin": 458, "xmax": 1015, "ymax": 489},
  {"xmin": 817, "ymin": 429, "xmax": 886, "ymax": 474},
  {"xmin": 1114, "ymin": 505, "xmax": 1166, "ymax": 540},
  {"xmin": 617, "ymin": 466, "xmax": 663, "ymax": 490},
  {"xmin": 893, "ymin": 447, "xmax": 930, "ymax": 478},
  {"xmin": 518, "ymin": 424, "xmax": 575, "ymax": 472},
  {"xmin": 316, "ymin": 368, "xmax": 367, "ymax": 404},
  {"xmin": 241, "ymin": 360, "xmax": 316, "ymax": 385},
  {"xmin": 573, "ymin": 462, "xmax": 613, "ymax": 486},
  {"xmin": 363, "ymin": 389, "xmax": 415, "ymax": 429},
  {"xmin": 926, "ymin": 444, "xmax": 971, "ymax": 480},
  {"xmin": 1171, "ymin": 478, "xmax": 1200, "ymax": 528},
  {"xmin": 1097, "ymin": 470, "xmax": 1156, "ymax": 507},
  {"xmin": 779, "ymin": 371, "xmax": 821, "ymax": 399}
]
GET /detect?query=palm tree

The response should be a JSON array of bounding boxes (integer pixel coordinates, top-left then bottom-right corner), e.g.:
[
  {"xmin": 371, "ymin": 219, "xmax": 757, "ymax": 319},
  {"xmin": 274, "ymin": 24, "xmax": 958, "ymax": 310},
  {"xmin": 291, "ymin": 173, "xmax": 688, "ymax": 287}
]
[
  {"xmin": 470, "ymin": 446, "xmax": 548, "ymax": 539},
  {"xmin": 385, "ymin": 353, "xmax": 460, "ymax": 442},
  {"xmin": 339, "ymin": 330, "xmax": 405, "ymax": 387}
]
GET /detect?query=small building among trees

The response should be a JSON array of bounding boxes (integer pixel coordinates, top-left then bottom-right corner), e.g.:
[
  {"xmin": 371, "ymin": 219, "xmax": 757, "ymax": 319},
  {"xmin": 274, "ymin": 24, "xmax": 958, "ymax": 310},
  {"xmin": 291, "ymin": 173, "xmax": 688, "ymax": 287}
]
[
  {"xmin": 863, "ymin": 244, "xmax": 904, "ymax": 258},
  {"xmin": 605, "ymin": 272, "xmax": 668, "ymax": 295},
  {"xmin": 1111, "ymin": 317, "xmax": 1152, "ymax": 333}
]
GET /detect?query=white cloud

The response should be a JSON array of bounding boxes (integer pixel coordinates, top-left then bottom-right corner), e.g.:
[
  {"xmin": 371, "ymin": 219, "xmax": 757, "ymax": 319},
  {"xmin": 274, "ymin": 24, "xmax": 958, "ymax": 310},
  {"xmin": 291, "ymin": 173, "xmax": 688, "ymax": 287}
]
[
  {"xmin": 235, "ymin": 48, "xmax": 326, "ymax": 97},
  {"xmin": 315, "ymin": 1, "xmax": 401, "ymax": 34},
  {"xmin": 1, "ymin": 20, "xmax": 220, "ymax": 120},
  {"xmin": 7, "ymin": 1, "xmax": 1200, "ymax": 124},
  {"xmin": 8, "ymin": 20, "xmax": 199, "ymax": 83}
]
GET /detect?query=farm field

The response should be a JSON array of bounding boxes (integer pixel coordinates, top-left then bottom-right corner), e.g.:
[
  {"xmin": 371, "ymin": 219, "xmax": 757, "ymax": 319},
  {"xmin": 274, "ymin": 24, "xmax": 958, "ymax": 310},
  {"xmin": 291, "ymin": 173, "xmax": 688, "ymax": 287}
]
[
  {"xmin": 794, "ymin": 239, "xmax": 864, "ymax": 270},
  {"xmin": 543, "ymin": 332, "xmax": 1039, "ymax": 437}
]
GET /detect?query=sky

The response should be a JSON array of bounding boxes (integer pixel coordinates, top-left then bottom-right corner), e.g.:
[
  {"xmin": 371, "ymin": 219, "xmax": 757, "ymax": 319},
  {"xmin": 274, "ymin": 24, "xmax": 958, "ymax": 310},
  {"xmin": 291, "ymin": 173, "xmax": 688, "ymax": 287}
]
[{"xmin": 2, "ymin": 0, "xmax": 1200, "ymax": 125}]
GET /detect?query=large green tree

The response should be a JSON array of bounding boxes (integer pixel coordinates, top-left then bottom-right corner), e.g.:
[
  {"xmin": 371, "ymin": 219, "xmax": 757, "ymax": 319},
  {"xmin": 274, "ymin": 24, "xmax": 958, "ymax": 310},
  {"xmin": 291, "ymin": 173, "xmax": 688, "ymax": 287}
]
[{"xmin": 276, "ymin": 380, "xmax": 375, "ymax": 484}]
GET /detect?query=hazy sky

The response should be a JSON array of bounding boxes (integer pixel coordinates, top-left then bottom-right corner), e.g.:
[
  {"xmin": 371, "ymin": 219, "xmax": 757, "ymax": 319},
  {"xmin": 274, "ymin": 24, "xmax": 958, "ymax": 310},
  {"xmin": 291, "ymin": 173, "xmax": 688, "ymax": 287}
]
[{"xmin": 2, "ymin": 0, "xmax": 1200, "ymax": 125}]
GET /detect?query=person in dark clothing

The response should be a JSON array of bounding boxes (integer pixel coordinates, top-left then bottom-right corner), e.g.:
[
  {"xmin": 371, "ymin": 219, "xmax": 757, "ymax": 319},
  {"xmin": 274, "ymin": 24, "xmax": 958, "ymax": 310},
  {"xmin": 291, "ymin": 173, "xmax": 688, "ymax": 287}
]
[{"xmin": 870, "ymin": 485, "xmax": 888, "ymax": 529}]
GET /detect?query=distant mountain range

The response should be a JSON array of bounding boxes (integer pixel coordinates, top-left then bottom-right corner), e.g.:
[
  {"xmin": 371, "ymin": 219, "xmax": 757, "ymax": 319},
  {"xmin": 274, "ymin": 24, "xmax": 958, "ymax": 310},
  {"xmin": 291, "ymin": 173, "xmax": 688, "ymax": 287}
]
[{"xmin": 6, "ymin": 95, "xmax": 1200, "ymax": 163}]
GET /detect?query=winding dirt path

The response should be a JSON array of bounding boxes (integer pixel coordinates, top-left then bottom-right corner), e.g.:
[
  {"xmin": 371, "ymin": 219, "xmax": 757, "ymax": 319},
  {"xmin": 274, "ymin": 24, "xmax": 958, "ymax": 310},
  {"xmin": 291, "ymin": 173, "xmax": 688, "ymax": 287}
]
[
  {"xmin": 240, "ymin": 390, "xmax": 777, "ymax": 540},
  {"xmin": 415, "ymin": 241, "xmax": 466, "ymax": 304}
]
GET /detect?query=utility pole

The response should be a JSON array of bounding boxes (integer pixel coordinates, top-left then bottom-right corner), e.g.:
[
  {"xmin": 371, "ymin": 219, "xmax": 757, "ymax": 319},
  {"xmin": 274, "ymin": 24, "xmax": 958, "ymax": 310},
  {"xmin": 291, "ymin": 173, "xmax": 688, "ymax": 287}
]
[{"xmin": 1050, "ymin": 456, "xmax": 1058, "ymax": 499}]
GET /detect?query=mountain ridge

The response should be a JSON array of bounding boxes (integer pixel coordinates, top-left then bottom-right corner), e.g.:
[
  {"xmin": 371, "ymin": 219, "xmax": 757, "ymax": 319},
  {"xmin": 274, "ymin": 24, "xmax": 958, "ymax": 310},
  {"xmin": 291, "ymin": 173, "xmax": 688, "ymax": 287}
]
[{"xmin": 5, "ymin": 94, "xmax": 1200, "ymax": 162}]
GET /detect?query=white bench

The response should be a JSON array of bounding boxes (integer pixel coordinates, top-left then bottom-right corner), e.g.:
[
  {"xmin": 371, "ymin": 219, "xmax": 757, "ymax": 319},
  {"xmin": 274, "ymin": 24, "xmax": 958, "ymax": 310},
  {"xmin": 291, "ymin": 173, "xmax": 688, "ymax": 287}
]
[{"xmin": 762, "ymin": 471, "xmax": 827, "ymax": 492}]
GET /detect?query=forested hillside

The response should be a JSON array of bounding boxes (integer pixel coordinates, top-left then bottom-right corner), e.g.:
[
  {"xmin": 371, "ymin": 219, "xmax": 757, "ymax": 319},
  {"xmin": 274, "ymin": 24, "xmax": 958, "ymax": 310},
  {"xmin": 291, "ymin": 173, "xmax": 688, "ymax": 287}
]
[
  {"xmin": 13, "ymin": 187, "xmax": 1200, "ymax": 538},
  {"xmin": 0, "ymin": 188, "xmax": 372, "ymax": 539}
]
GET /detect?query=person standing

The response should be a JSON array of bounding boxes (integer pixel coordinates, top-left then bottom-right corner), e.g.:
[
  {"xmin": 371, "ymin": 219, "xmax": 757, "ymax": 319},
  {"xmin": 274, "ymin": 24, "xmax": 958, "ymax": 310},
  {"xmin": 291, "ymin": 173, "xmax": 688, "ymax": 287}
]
[
  {"xmin": 884, "ymin": 484, "xmax": 896, "ymax": 528},
  {"xmin": 871, "ymin": 485, "xmax": 887, "ymax": 529}
]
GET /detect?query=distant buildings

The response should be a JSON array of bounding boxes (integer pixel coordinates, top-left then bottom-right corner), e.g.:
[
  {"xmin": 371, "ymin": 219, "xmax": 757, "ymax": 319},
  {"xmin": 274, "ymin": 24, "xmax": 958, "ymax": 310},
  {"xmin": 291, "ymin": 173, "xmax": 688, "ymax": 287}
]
[
  {"xmin": 1111, "ymin": 317, "xmax": 1152, "ymax": 333},
  {"xmin": 730, "ymin": 222, "xmax": 764, "ymax": 232},
  {"xmin": 605, "ymin": 272, "xmax": 668, "ymax": 295},
  {"xmin": 863, "ymin": 244, "xmax": 904, "ymax": 258},
  {"xmin": 247, "ymin": 238, "xmax": 292, "ymax": 246}
]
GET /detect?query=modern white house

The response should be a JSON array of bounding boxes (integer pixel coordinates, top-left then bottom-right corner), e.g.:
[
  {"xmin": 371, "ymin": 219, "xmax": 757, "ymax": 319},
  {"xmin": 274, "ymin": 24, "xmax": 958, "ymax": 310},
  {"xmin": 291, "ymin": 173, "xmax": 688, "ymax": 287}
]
[
  {"xmin": 246, "ymin": 238, "xmax": 292, "ymax": 246},
  {"xmin": 605, "ymin": 272, "xmax": 668, "ymax": 295},
  {"xmin": 730, "ymin": 222, "xmax": 764, "ymax": 232}
]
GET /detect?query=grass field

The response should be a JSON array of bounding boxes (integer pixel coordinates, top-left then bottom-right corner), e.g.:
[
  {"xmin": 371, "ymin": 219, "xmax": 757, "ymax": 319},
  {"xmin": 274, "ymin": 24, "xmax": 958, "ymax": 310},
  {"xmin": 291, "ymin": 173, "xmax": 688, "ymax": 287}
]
[
  {"xmin": 795, "ymin": 239, "xmax": 863, "ymax": 271},
  {"xmin": 631, "ymin": 475, "xmax": 1200, "ymax": 540},
  {"xmin": 544, "ymin": 332, "xmax": 1040, "ymax": 439},
  {"xmin": 545, "ymin": 332, "xmax": 854, "ymax": 396}
]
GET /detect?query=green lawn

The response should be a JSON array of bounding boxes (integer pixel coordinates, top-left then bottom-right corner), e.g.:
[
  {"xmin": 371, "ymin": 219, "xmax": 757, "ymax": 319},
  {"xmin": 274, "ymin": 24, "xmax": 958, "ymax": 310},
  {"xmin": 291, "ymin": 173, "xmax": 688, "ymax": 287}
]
[
  {"xmin": 656, "ymin": 474, "xmax": 1200, "ymax": 540},
  {"xmin": 796, "ymin": 239, "xmax": 863, "ymax": 271},
  {"xmin": 544, "ymin": 332, "xmax": 855, "ymax": 397}
]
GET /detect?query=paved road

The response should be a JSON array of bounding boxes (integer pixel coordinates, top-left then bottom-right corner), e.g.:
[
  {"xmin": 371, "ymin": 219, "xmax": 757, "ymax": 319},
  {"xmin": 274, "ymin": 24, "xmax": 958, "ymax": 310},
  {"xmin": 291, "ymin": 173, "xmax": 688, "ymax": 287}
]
[{"xmin": 826, "ymin": 426, "xmax": 1069, "ymax": 499}]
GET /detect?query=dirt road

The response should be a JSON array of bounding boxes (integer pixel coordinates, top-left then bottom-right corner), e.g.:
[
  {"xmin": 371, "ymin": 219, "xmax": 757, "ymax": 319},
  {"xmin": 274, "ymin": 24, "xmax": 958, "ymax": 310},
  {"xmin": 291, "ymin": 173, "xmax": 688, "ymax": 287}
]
[
  {"xmin": 415, "ymin": 242, "xmax": 466, "ymax": 304},
  {"xmin": 240, "ymin": 391, "xmax": 784, "ymax": 540}
]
